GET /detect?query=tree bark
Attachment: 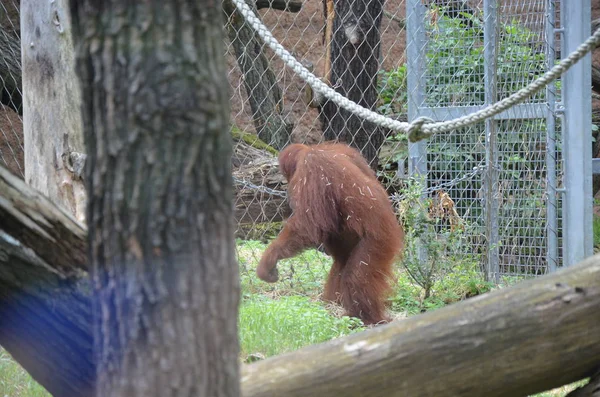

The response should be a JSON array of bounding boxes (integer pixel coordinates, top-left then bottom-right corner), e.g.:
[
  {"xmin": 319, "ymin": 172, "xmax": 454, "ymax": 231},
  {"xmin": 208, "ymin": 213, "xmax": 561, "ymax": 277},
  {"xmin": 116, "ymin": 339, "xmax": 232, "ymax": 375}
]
[
  {"xmin": 318, "ymin": 0, "xmax": 386, "ymax": 169},
  {"xmin": 1, "ymin": 166, "xmax": 600, "ymax": 396},
  {"xmin": 241, "ymin": 255, "xmax": 600, "ymax": 397},
  {"xmin": 224, "ymin": 0, "xmax": 294, "ymax": 150},
  {"xmin": 21, "ymin": 0, "xmax": 87, "ymax": 223},
  {"xmin": 69, "ymin": 1, "xmax": 240, "ymax": 396}
]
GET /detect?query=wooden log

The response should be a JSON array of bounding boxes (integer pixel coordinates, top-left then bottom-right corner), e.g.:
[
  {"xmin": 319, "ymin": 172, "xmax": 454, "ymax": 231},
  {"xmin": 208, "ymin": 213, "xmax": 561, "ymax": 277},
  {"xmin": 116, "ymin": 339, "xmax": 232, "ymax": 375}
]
[
  {"xmin": 255, "ymin": 0, "xmax": 302, "ymax": 12},
  {"xmin": 233, "ymin": 155, "xmax": 291, "ymax": 239},
  {"xmin": 0, "ymin": 165, "xmax": 93, "ymax": 397},
  {"xmin": 241, "ymin": 255, "xmax": 600, "ymax": 397},
  {"xmin": 1, "ymin": 160, "xmax": 600, "ymax": 396},
  {"xmin": 0, "ymin": 165, "xmax": 87, "ymax": 275}
]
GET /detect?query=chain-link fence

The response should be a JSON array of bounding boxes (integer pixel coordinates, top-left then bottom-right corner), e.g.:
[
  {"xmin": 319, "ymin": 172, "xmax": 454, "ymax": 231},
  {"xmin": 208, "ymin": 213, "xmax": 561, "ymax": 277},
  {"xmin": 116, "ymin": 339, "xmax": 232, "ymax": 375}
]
[
  {"xmin": 0, "ymin": 1, "xmax": 590, "ymax": 288},
  {"xmin": 226, "ymin": 0, "xmax": 591, "ymax": 286},
  {"xmin": 0, "ymin": 0, "xmax": 23, "ymax": 179}
]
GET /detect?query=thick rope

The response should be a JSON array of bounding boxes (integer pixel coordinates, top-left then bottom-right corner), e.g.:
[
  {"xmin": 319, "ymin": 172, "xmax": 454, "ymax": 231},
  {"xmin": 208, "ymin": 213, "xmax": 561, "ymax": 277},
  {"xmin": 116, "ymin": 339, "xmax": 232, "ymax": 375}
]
[{"xmin": 231, "ymin": 0, "xmax": 600, "ymax": 142}]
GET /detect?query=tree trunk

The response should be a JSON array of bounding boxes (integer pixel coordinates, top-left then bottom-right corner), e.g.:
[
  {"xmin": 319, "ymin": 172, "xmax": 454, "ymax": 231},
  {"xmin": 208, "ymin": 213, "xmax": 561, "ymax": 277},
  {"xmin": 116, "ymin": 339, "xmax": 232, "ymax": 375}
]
[
  {"xmin": 1, "ymin": 164, "xmax": 600, "ymax": 396},
  {"xmin": 21, "ymin": 0, "xmax": 87, "ymax": 223},
  {"xmin": 69, "ymin": 1, "xmax": 240, "ymax": 396},
  {"xmin": 242, "ymin": 255, "xmax": 600, "ymax": 397},
  {"xmin": 318, "ymin": 0, "xmax": 386, "ymax": 169},
  {"xmin": 224, "ymin": 0, "xmax": 294, "ymax": 150}
]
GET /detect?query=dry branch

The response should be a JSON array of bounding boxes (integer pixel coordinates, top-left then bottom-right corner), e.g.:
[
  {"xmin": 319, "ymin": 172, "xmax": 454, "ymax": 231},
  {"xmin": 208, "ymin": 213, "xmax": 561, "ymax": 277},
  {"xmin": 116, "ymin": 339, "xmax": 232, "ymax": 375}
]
[
  {"xmin": 242, "ymin": 256, "xmax": 600, "ymax": 397},
  {"xmin": 231, "ymin": 137, "xmax": 291, "ymax": 237},
  {"xmin": 0, "ymin": 166, "xmax": 87, "ymax": 275}
]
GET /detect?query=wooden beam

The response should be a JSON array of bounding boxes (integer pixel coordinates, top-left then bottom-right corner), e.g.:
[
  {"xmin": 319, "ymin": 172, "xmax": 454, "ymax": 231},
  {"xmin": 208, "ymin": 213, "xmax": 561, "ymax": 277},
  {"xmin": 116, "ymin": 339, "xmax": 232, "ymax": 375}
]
[{"xmin": 241, "ymin": 256, "xmax": 600, "ymax": 397}]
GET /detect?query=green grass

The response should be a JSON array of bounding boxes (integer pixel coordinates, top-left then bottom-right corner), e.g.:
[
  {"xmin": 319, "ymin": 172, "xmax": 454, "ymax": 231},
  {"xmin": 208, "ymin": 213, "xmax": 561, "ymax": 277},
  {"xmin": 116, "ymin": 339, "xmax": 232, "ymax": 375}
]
[
  {"xmin": 0, "ymin": 348, "xmax": 49, "ymax": 397},
  {"xmin": 0, "ymin": 239, "xmax": 590, "ymax": 396},
  {"xmin": 594, "ymin": 214, "xmax": 600, "ymax": 249},
  {"xmin": 239, "ymin": 295, "xmax": 364, "ymax": 359}
]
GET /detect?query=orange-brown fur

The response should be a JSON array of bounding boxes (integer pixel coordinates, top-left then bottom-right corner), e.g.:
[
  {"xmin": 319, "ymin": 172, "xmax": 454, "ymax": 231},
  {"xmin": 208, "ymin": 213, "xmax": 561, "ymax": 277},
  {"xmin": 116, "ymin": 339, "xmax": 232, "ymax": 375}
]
[{"xmin": 257, "ymin": 142, "xmax": 405, "ymax": 325}]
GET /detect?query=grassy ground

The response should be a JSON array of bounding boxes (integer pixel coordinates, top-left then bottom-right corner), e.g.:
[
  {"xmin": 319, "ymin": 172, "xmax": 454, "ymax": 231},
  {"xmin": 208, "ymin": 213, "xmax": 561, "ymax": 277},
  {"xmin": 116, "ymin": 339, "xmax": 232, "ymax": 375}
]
[{"xmin": 0, "ymin": 237, "xmax": 592, "ymax": 396}]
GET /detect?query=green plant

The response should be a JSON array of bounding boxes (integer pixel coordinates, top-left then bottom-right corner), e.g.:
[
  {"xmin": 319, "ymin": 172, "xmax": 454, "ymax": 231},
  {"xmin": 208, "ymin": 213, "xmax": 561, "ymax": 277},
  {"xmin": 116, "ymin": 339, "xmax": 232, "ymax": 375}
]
[
  {"xmin": 238, "ymin": 295, "xmax": 364, "ymax": 358},
  {"xmin": 377, "ymin": 65, "xmax": 408, "ymax": 116},
  {"xmin": 237, "ymin": 239, "xmax": 331, "ymax": 297},
  {"xmin": 395, "ymin": 178, "xmax": 487, "ymax": 307},
  {"xmin": 0, "ymin": 348, "xmax": 49, "ymax": 397},
  {"xmin": 594, "ymin": 215, "xmax": 600, "ymax": 249}
]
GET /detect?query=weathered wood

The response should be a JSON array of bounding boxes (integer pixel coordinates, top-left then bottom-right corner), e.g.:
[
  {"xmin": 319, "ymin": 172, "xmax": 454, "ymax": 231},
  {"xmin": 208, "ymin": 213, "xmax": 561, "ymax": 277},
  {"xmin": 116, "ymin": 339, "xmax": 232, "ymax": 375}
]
[
  {"xmin": 241, "ymin": 255, "xmax": 600, "ymax": 397},
  {"xmin": 0, "ymin": 165, "xmax": 93, "ymax": 397},
  {"xmin": 255, "ymin": 0, "xmax": 302, "ymax": 12},
  {"xmin": 1, "ymin": 169, "xmax": 600, "ymax": 396},
  {"xmin": 21, "ymin": 0, "xmax": 86, "ymax": 223},
  {"xmin": 0, "ymin": 165, "xmax": 87, "ymax": 275},
  {"xmin": 230, "ymin": 131, "xmax": 291, "ymax": 235}
]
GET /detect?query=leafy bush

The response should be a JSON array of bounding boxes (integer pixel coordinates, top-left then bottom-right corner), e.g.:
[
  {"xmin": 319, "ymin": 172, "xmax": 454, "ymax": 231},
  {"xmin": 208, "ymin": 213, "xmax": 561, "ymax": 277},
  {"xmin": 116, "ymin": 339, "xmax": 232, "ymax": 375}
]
[{"xmin": 395, "ymin": 178, "xmax": 490, "ymax": 307}]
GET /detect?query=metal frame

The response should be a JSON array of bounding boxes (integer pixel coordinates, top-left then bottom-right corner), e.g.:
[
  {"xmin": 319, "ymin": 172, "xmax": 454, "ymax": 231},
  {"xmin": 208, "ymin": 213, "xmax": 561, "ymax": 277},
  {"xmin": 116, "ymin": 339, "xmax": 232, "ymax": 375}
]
[
  {"xmin": 406, "ymin": 0, "xmax": 592, "ymax": 276},
  {"xmin": 545, "ymin": 0, "xmax": 559, "ymax": 273},
  {"xmin": 561, "ymin": 0, "xmax": 593, "ymax": 267},
  {"xmin": 483, "ymin": 0, "xmax": 499, "ymax": 281}
]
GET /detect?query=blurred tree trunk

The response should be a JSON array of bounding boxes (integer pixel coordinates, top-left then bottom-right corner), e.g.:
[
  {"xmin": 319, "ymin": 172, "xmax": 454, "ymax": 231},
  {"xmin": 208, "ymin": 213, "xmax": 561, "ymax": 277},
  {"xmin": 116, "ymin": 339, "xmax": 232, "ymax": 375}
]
[
  {"xmin": 70, "ymin": 1, "xmax": 240, "ymax": 396},
  {"xmin": 1, "ymin": 165, "xmax": 600, "ymax": 396},
  {"xmin": 21, "ymin": 0, "xmax": 87, "ymax": 223},
  {"xmin": 318, "ymin": 0, "xmax": 386, "ymax": 169}
]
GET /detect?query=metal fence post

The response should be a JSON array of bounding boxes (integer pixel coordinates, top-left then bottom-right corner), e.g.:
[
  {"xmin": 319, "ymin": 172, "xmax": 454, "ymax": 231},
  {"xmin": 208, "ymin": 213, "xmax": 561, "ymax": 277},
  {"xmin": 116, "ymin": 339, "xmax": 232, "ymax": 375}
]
[
  {"xmin": 483, "ymin": 0, "xmax": 499, "ymax": 282},
  {"xmin": 545, "ymin": 0, "xmax": 559, "ymax": 273},
  {"xmin": 561, "ymin": 0, "xmax": 593, "ymax": 267},
  {"xmin": 406, "ymin": 0, "xmax": 428, "ymax": 263},
  {"xmin": 406, "ymin": 0, "xmax": 427, "ymax": 180}
]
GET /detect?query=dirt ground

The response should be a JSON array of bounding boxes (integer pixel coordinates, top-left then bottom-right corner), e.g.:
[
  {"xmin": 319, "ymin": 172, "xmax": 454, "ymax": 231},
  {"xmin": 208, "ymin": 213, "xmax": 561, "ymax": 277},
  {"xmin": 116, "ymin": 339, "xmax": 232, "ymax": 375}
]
[
  {"xmin": 226, "ymin": 0, "xmax": 407, "ymax": 144},
  {"xmin": 2, "ymin": 1, "xmax": 600, "ymax": 178}
]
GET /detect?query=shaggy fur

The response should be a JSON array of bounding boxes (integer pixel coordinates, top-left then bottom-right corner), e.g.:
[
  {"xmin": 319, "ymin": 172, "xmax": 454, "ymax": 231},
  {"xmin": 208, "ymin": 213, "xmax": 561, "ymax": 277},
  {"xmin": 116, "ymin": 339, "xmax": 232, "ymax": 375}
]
[{"xmin": 257, "ymin": 142, "xmax": 405, "ymax": 325}]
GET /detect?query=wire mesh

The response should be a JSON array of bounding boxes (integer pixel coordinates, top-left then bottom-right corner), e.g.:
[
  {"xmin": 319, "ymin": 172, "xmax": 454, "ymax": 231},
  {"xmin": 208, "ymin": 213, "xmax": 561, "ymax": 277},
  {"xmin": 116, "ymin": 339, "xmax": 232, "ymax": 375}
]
[
  {"xmin": 0, "ymin": 0, "xmax": 570, "ymax": 286},
  {"xmin": 0, "ymin": 0, "xmax": 23, "ymax": 179},
  {"xmin": 226, "ymin": 0, "xmax": 566, "ymax": 286}
]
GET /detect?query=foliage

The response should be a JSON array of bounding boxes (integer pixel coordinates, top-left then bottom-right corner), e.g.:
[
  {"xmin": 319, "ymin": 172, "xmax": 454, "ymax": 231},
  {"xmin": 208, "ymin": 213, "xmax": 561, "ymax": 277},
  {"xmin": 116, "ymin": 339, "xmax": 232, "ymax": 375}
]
[
  {"xmin": 377, "ymin": 64, "xmax": 408, "ymax": 116},
  {"xmin": 377, "ymin": 9, "xmax": 547, "ymax": 114},
  {"xmin": 424, "ymin": 10, "xmax": 546, "ymax": 106},
  {"xmin": 395, "ymin": 178, "xmax": 491, "ymax": 306},
  {"xmin": 594, "ymin": 214, "xmax": 600, "ymax": 250},
  {"xmin": 376, "ymin": 10, "xmax": 555, "ymax": 275}
]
